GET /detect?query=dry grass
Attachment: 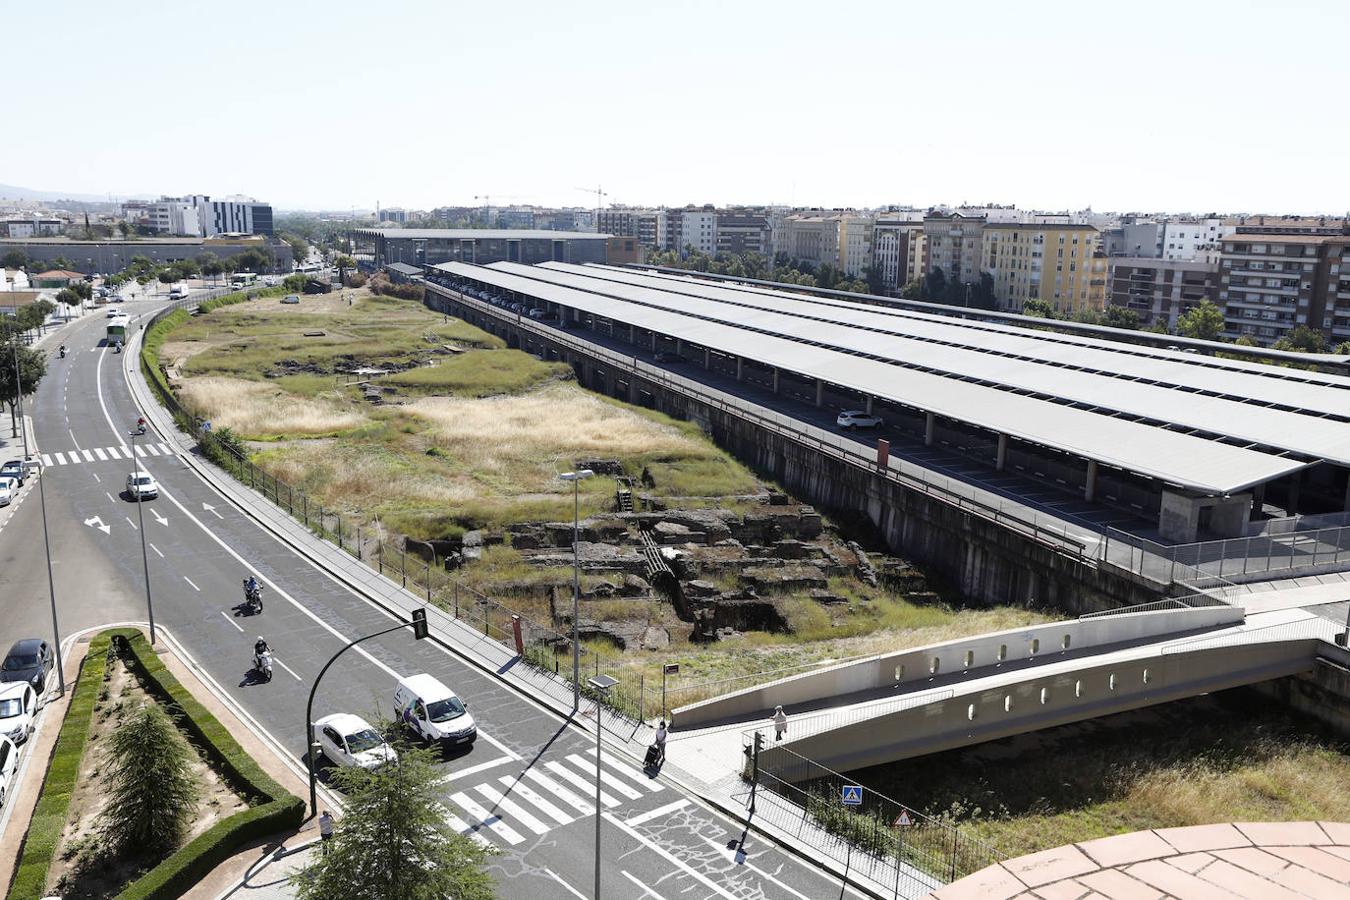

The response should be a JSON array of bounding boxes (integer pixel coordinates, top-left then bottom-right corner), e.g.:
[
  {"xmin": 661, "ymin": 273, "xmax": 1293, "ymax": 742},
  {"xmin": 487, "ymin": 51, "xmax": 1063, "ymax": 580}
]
[
  {"xmin": 177, "ymin": 376, "xmax": 368, "ymax": 437},
  {"xmin": 254, "ymin": 440, "xmax": 482, "ymax": 510}
]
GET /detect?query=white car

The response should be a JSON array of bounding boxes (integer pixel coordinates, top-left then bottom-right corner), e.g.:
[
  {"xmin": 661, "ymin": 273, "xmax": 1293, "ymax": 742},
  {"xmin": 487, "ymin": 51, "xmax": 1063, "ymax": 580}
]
[
  {"xmin": 837, "ymin": 410, "xmax": 883, "ymax": 430},
  {"xmin": 107, "ymin": 307, "xmax": 123, "ymax": 318},
  {"xmin": 0, "ymin": 735, "xmax": 16, "ymax": 806},
  {"xmin": 0, "ymin": 478, "xmax": 12, "ymax": 508},
  {"xmin": 315, "ymin": 713, "xmax": 398, "ymax": 769},
  {"xmin": 0, "ymin": 683, "xmax": 36, "ymax": 744},
  {"xmin": 126, "ymin": 472, "xmax": 159, "ymax": 500}
]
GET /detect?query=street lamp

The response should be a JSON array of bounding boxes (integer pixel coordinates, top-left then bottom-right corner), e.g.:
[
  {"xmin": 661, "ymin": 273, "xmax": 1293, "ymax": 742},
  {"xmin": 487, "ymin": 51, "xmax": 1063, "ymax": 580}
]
[
  {"xmin": 587, "ymin": 673, "xmax": 618, "ymax": 900},
  {"xmin": 129, "ymin": 421, "xmax": 157, "ymax": 644},
  {"xmin": 11, "ymin": 342, "xmax": 64, "ymax": 695},
  {"xmin": 559, "ymin": 469, "xmax": 594, "ymax": 710}
]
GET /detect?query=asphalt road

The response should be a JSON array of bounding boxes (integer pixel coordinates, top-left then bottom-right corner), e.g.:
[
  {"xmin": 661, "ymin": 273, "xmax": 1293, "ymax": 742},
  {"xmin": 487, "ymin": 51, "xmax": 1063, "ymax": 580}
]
[{"xmin": 0, "ymin": 291, "xmax": 866, "ymax": 899}]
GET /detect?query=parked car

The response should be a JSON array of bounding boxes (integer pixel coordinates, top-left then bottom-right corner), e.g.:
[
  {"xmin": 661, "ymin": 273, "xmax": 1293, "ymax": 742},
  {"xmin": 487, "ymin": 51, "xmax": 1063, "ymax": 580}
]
[
  {"xmin": 527, "ymin": 308, "xmax": 548, "ymax": 319},
  {"xmin": 0, "ymin": 479, "xmax": 11, "ymax": 507},
  {"xmin": 393, "ymin": 674, "xmax": 477, "ymax": 747},
  {"xmin": 0, "ymin": 461, "xmax": 24, "ymax": 488},
  {"xmin": 0, "ymin": 683, "xmax": 37, "ymax": 745},
  {"xmin": 280, "ymin": 295, "xmax": 301, "ymax": 305},
  {"xmin": 653, "ymin": 351, "xmax": 685, "ymax": 363},
  {"xmin": 107, "ymin": 307, "xmax": 123, "ymax": 318},
  {"xmin": 1, "ymin": 639, "xmax": 53, "ymax": 693},
  {"xmin": 315, "ymin": 713, "xmax": 398, "ymax": 769},
  {"xmin": 126, "ymin": 472, "xmax": 159, "ymax": 500},
  {"xmin": 836, "ymin": 410, "xmax": 883, "ymax": 430},
  {"xmin": 0, "ymin": 735, "xmax": 16, "ymax": 807}
]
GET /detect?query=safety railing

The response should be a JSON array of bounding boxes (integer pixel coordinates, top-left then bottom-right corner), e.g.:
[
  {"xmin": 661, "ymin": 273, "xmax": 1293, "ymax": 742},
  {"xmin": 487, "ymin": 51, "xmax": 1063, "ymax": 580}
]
[
  {"xmin": 744, "ymin": 687, "xmax": 956, "ymax": 747},
  {"xmin": 1159, "ymin": 614, "xmax": 1346, "ymax": 655},
  {"xmin": 1103, "ymin": 524, "xmax": 1350, "ymax": 585}
]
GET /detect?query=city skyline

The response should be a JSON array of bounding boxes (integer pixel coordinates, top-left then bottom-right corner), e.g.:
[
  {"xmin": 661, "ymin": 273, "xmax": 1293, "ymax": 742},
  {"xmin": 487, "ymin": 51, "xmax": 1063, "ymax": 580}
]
[{"xmin": 8, "ymin": 0, "xmax": 1350, "ymax": 214}]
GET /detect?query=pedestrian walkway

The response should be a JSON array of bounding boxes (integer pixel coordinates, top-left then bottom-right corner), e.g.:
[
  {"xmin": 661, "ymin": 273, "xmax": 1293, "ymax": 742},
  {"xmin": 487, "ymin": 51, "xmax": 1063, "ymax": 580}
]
[
  {"xmin": 212, "ymin": 842, "xmax": 317, "ymax": 900},
  {"xmin": 929, "ymin": 821, "xmax": 1350, "ymax": 899},
  {"xmin": 38, "ymin": 442, "xmax": 176, "ymax": 466}
]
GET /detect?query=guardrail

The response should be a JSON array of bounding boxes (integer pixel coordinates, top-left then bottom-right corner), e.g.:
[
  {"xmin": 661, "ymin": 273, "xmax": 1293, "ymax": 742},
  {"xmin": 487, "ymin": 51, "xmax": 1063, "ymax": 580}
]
[
  {"xmin": 424, "ymin": 280, "xmax": 1093, "ymax": 562},
  {"xmin": 1103, "ymin": 524, "xmax": 1350, "ymax": 585}
]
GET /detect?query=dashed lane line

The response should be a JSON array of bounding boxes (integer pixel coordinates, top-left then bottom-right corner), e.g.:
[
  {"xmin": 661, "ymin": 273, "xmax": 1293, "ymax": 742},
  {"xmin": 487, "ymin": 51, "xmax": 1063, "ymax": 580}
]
[{"xmin": 219, "ymin": 611, "xmax": 244, "ymax": 633}]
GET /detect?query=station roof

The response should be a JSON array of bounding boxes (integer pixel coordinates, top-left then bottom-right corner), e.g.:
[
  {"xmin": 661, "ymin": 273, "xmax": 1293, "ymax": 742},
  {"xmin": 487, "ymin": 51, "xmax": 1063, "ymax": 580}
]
[
  {"xmin": 385, "ymin": 262, "xmax": 422, "ymax": 276},
  {"xmin": 357, "ymin": 228, "xmax": 610, "ymax": 241},
  {"xmin": 433, "ymin": 261, "xmax": 1314, "ymax": 496}
]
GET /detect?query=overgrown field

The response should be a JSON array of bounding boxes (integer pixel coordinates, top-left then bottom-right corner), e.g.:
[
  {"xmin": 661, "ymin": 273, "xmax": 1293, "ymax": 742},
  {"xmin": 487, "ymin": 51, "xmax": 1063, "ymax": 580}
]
[{"xmin": 846, "ymin": 689, "xmax": 1350, "ymax": 858}]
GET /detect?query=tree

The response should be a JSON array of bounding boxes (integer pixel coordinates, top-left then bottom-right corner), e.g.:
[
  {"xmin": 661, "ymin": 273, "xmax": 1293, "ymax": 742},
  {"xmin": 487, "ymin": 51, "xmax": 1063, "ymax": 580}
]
[
  {"xmin": 1102, "ymin": 306, "xmax": 1141, "ymax": 331},
  {"xmin": 54, "ymin": 288, "xmax": 81, "ymax": 318},
  {"xmin": 0, "ymin": 251, "xmax": 27, "ymax": 270},
  {"xmin": 922, "ymin": 267, "xmax": 947, "ymax": 301},
  {"xmin": 1022, "ymin": 298, "xmax": 1056, "ymax": 319},
  {"xmin": 98, "ymin": 702, "xmax": 199, "ymax": 857},
  {"xmin": 1272, "ymin": 325, "xmax": 1325, "ymax": 354},
  {"xmin": 1175, "ymin": 299, "xmax": 1225, "ymax": 341},
  {"xmin": 291, "ymin": 743, "xmax": 496, "ymax": 900},
  {"xmin": 334, "ymin": 254, "xmax": 357, "ymax": 285},
  {"xmin": 0, "ymin": 340, "xmax": 47, "ymax": 438},
  {"xmin": 279, "ymin": 231, "xmax": 311, "ymax": 265},
  {"xmin": 899, "ymin": 278, "xmax": 923, "ymax": 300}
]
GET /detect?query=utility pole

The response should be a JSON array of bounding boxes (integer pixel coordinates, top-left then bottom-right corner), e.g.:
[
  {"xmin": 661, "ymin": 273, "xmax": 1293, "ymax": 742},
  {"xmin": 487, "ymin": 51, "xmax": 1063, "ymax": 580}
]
[{"xmin": 130, "ymin": 422, "xmax": 157, "ymax": 644}]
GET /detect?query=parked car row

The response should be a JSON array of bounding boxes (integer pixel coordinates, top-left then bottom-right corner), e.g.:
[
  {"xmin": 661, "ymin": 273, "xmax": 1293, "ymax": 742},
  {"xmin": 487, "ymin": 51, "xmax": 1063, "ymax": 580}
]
[
  {"xmin": 0, "ymin": 640, "xmax": 57, "ymax": 807},
  {"xmin": 313, "ymin": 672, "xmax": 476, "ymax": 773},
  {"xmin": 428, "ymin": 278, "xmax": 552, "ymax": 321}
]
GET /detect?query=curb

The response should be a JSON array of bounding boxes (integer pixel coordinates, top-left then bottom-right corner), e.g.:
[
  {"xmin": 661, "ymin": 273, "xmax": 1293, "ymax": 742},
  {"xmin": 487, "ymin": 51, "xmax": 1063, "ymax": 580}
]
[{"xmin": 122, "ymin": 305, "xmax": 896, "ymax": 899}]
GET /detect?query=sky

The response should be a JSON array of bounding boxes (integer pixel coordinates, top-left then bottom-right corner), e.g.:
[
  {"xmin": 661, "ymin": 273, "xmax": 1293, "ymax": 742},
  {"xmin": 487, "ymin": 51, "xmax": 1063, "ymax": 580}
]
[{"xmin": 6, "ymin": 0, "xmax": 1349, "ymax": 214}]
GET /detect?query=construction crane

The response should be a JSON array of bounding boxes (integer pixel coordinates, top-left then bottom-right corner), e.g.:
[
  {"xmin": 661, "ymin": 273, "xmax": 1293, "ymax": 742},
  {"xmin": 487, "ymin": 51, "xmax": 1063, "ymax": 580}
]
[{"xmin": 576, "ymin": 186, "xmax": 608, "ymax": 223}]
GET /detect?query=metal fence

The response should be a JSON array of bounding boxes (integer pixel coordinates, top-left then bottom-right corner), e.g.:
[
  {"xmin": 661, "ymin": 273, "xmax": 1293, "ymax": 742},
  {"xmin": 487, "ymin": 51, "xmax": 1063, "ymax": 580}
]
[
  {"xmin": 745, "ymin": 736, "xmax": 1001, "ymax": 894},
  {"xmin": 1102, "ymin": 524, "xmax": 1350, "ymax": 585}
]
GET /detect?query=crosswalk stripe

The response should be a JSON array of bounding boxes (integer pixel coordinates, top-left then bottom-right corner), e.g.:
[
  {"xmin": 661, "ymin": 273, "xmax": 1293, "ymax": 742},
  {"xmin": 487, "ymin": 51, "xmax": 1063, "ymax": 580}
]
[
  {"xmin": 494, "ymin": 776, "xmax": 574, "ymax": 825},
  {"xmin": 522, "ymin": 768, "xmax": 596, "ymax": 816},
  {"xmin": 146, "ymin": 445, "xmax": 161, "ymax": 456},
  {"xmin": 547, "ymin": 760, "xmax": 621, "ymax": 808},
  {"xmin": 156, "ymin": 443, "xmax": 172, "ymax": 455},
  {"xmin": 134, "ymin": 446, "xmax": 146, "ymax": 457},
  {"xmin": 566, "ymin": 753, "xmax": 642, "ymax": 800},
  {"xmin": 582, "ymin": 747, "xmax": 664, "ymax": 793},
  {"xmin": 93, "ymin": 448, "xmax": 108, "ymax": 461},
  {"xmin": 473, "ymin": 783, "xmax": 550, "ymax": 835},
  {"xmin": 54, "ymin": 452, "xmax": 67, "ymax": 465},
  {"xmin": 81, "ymin": 449, "xmax": 95, "ymax": 462},
  {"xmin": 117, "ymin": 446, "xmax": 132, "ymax": 459},
  {"xmin": 41, "ymin": 454, "xmax": 51, "ymax": 466},
  {"xmin": 444, "ymin": 812, "xmax": 495, "ymax": 849},
  {"xmin": 449, "ymin": 792, "xmax": 524, "ymax": 845}
]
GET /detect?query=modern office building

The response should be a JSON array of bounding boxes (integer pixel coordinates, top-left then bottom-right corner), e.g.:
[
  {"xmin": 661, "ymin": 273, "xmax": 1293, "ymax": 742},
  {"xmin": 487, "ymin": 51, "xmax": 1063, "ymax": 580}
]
[
  {"xmin": 983, "ymin": 224, "xmax": 1107, "ymax": 314},
  {"xmin": 144, "ymin": 194, "xmax": 274, "ymax": 237},
  {"xmin": 0, "ymin": 216, "xmax": 64, "ymax": 238},
  {"xmin": 353, "ymin": 228, "xmax": 612, "ymax": 268},
  {"xmin": 1107, "ymin": 257, "xmax": 1220, "ymax": 331}
]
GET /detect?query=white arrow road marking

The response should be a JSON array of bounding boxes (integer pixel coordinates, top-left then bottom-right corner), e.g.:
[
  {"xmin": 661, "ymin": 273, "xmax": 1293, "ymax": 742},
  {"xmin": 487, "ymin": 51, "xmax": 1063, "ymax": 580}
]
[
  {"xmin": 151, "ymin": 508, "xmax": 168, "ymax": 526},
  {"xmin": 84, "ymin": 516, "xmax": 110, "ymax": 535},
  {"xmin": 202, "ymin": 502, "xmax": 223, "ymax": 519}
]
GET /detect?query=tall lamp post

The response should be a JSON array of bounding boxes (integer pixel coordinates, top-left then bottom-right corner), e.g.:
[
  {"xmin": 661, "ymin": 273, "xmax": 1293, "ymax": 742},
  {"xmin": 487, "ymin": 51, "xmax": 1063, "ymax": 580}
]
[
  {"xmin": 588, "ymin": 673, "xmax": 618, "ymax": 900},
  {"xmin": 129, "ymin": 421, "xmax": 157, "ymax": 644},
  {"xmin": 559, "ymin": 469, "xmax": 594, "ymax": 710},
  {"xmin": 12, "ymin": 342, "xmax": 64, "ymax": 694}
]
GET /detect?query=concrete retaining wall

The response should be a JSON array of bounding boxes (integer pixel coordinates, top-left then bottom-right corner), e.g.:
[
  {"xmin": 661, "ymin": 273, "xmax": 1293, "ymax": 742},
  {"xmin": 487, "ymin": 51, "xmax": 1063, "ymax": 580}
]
[
  {"xmin": 671, "ymin": 606, "xmax": 1244, "ymax": 729},
  {"xmin": 1250, "ymin": 651, "xmax": 1350, "ymax": 740}
]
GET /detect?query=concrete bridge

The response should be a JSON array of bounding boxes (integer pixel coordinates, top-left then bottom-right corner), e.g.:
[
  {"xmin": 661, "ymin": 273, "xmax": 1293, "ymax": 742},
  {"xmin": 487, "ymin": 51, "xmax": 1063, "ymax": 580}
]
[{"xmin": 666, "ymin": 603, "xmax": 1350, "ymax": 783}]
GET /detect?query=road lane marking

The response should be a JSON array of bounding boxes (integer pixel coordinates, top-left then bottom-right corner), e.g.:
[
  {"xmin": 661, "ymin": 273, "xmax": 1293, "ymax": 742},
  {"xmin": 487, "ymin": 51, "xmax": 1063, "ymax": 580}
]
[
  {"xmin": 565, "ymin": 753, "xmax": 642, "ymax": 800},
  {"xmin": 522, "ymin": 768, "xmax": 595, "ymax": 816},
  {"xmin": 449, "ymin": 792, "xmax": 524, "ymax": 845},
  {"xmin": 40, "ymin": 454, "xmax": 51, "ymax": 466},
  {"xmin": 699, "ymin": 835, "xmax": 813, "ymax": 900},
  {"xmin": 544, "ymin": 868, "xmax": 588, "ymax": 900},
  {"xmin": 471, "ymin": 783, "xmax": 550, "ymax": 834},
  {"xmin": 582, "ymin": 745, "xmax": 664, "ymax": 793},
  {"xmin": 183, "ymin": 576, "xmax": 200, "ymax": 591},
  {"xmin": 444, "ymin": 812, "xmax": 494, "ymax": 849},
  {"xmin": 494, "ymin": 775, "xmax": 574, "ymax": 825},
  {"xmin": 67, "ymin": 429, "xmax": 80, "ymax": 449},
  {"xmin": 81, "ymin": 449, "xmax": 95, "ymax": 462},
  {"xmin": 219, "ymin": 611, "xmax": 244, "ymax": 632},
  {"xmin": 273, "ymin": 657, "xmax": 303, "ymax": 681},
  {"xmin": 621, "ymin": 870, "xmax": 668, "ymax": 899},
  {"xmin": 93, "ymin": 448, "xmax": 107, "ymax": 461},
  {"xmin": 105, "ymin": 492, "xmax": 114, "ymax": 503},
  {"xmin": 146, "ymin": 445, "xmax": 160, "ymax": 456},
  {"xmin": 546, "ymin": 760, "xmax": 620, "ymax": 808},
  {"xmin": 91, "ymin": 472, "xmax": 99, "ymax": 482},
  {"xmin": 434, "ymin": 754, "xmax": 516, "ymax": 785},
  {"xmin": 54, "ymin": 452, "xmax": 66, "ymax": 465},
  {"xmin": 625, "ymin": 799, "xmax": 690, "ymax": 827},
  {"xmin": 202, "ymin": 502, "xmax": 223, "ymax": 519},
  {"xmin": 134, "ymin": 446, "xmax": 146, "ymax": 457},
  {"xmin": 156, "ymin": 442, "xmax": 171, "ymax": 455},
  {"xmin": 148, "ymin": 542, "xmax": 163, "ymax": 557},
  {"xmin": 117, "ymin": 447, "xmax": 132, "ymax": 459},
  {"xmin": 603, "ymin": 812, "xmax": 741, "ymax": 900},
  {"xmin": 125, "ymin": 516, "xmax": 137, "ymax": 530}
]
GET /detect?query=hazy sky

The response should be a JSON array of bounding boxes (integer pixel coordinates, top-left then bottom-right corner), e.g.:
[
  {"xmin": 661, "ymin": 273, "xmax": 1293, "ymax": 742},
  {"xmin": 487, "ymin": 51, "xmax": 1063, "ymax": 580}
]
[{"xmin": 8, "ymin": 0, "xmax": 1348, "ymax": 214}]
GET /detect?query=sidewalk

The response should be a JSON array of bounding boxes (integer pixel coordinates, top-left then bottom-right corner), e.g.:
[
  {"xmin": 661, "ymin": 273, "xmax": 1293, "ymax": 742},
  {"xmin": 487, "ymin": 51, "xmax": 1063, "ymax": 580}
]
[{"xmin": 124, "ymin": 320, "xmax": 922, "ymax": 899}]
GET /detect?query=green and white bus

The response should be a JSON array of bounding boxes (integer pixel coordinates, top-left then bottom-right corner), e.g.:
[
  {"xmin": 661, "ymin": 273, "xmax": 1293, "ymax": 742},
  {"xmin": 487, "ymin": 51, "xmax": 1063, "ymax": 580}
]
[{"xmin": 106, "ymin": 314, "xmax": 130, "ymax": 346}]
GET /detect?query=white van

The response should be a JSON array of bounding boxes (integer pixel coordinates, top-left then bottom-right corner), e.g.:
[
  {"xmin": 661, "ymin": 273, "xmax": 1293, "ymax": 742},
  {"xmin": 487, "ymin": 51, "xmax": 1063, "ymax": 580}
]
[{"xmin": 393, "ymin": 674, "xmax": 476, "ymax": 747}]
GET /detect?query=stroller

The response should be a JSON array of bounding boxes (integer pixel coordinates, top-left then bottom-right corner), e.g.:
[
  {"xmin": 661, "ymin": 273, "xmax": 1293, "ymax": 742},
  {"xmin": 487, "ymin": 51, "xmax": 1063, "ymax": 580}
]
[{"xmin": 643, "ymin": 741, "xmax": 663, "ymax": 770}]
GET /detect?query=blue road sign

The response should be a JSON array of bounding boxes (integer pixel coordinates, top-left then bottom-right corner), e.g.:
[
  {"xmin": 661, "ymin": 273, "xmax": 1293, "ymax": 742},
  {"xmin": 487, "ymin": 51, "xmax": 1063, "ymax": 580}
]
[{"xmin": 841, "ymin": 785, "xmax": 863, "ymax": 806}]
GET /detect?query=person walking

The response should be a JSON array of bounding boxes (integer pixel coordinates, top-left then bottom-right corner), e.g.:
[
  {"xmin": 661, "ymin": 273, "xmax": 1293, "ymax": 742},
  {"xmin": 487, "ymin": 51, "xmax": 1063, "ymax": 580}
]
[
  {"xmin": 318, "ymin": 809, "xmax": 334, "ymax": 853},
  {"xmin": 654, "ymin": 719, "xmax": 668, "ymax": 765},
  {"xmin": 772, "ymin": 705, "xmax": 788, "ymax": 742}
]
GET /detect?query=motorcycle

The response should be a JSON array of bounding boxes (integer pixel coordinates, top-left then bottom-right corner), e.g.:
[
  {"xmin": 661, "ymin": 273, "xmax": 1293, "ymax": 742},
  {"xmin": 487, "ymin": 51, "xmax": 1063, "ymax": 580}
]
[
  {"xmin": 254, "ymin": 650, "xmax": 274, "ymax": 682},
  {"xmin": 130, "ymin": 424, "xmax": 147, "ymax": 436},
  {"xmin": 59, "ymin": 347, "xmax": 66, "ymax": 359},
  {"xmin": 113, "ymin": 343, "xmax": 123, "ymax": 354},
  {"xmin": 243, "ymin": 580, "xmax": 263, "ymax": 614}
]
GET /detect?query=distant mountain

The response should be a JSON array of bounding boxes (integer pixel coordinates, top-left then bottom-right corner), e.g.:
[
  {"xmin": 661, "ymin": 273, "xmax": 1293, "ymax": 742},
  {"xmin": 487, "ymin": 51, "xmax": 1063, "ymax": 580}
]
[{"xmin": 0, "ymin": 183, "xmax": 155, "ymax": 203}]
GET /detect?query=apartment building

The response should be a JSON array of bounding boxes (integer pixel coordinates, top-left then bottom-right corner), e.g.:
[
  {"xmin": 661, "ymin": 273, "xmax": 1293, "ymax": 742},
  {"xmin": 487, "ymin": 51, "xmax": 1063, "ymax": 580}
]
[
  {"xmin": 1107, "ymin": 257, "xmax": 1220, "ymax": 331},
  {"xmin": 1162, "ymin": 219, "xmax": 1232, "ymax": 263},
  {"xmin": 983, "ymin": 223, "xmax": 1106, "ymax": 313},
  {"xmin": 837, "ymin": 215, "xmax": 874, "ymax": 276},
  {"xmin": 872, "ymin": 219, "xmax": 924, "ymax": 293},
  {"xmin": 1103, "ymin": 221, "xmax": 1163, "ymax": 258},
  {"xmin": 784, "ymin": 215, "xmax": 840, "ymax": 269},
  {"xmin": 595, "ymin": 209, "xmax": 638, "ymax": 237},
  {"xmin": 922, "ymin": 212, "xmax": 984, "ymax": 285},
  {"xmin": 679, "ymin": 209, "xmax": 717, "ymax": 254},
  {"xmin": 1217, "ymin": 233, "xmax": 1349, "ymax": 345},
  {"xmin": 715, "ymin": 211, "xmax": 771, "ymax": 256},
  {"xmin": 0, "ymin": 216, "xmax": 64, "ymax": 238}
]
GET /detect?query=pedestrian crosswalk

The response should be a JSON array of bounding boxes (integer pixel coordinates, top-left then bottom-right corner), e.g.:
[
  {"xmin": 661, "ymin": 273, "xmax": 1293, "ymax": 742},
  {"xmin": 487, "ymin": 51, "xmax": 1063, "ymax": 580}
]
[
  {"xmin": 446, "ymin": 750, "xmax": 662, "ymax": 848},
  {"xmin": 40, "ymin": 443, "xmax": 176, "ymax": 467}
]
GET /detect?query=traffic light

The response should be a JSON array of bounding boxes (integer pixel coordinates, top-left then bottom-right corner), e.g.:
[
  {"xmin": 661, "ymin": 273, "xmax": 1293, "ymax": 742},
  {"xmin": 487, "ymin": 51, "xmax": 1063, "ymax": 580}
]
[{"xmin": 411, "ymin": 607, "xmax": 428, "ymax": 640}]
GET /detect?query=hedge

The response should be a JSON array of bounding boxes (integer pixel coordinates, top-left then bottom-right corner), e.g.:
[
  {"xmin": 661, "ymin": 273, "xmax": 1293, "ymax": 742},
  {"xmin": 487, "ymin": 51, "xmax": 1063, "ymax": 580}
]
[
  {"xmin": 110, "ymin": 629, "xmax": 304, "ymax": 900},
  {"xmin": 5, "ymin": 633, "xmax": 110, "ymax": 900},
  {"xmin": 3, "ymin": 629, "xmax": 304, "ymax": 900}
]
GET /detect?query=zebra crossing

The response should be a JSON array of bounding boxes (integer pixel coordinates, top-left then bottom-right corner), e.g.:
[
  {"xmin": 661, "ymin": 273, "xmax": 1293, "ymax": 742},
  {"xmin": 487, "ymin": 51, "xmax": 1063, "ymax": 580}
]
[
  {"xmin": 446, "ymin": 748, "xmax": 664, "ymax": 848},
  {"xmin": 40, "ymin": 443, "xmax": 176, "ymax": 467}
]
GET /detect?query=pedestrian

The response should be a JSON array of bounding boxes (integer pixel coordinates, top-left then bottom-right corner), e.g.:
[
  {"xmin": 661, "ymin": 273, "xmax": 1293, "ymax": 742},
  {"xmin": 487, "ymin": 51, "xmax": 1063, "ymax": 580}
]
[
  {"xmin": 772, "ymin": 705, "xmax": 788, "ymax": 742},
  {"xmin": 318, "ymin": 809, "xmax": 334, "ymax": 853},
  {"xmin": 654, "ymin": 719, "xmax": 668, "ymax": 764}
]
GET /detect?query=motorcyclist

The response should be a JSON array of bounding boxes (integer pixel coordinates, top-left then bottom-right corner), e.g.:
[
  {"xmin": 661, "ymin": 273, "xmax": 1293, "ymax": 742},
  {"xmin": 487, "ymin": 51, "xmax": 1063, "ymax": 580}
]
[
  {"xmin": 254, "ymin": 636, "xmax": 270, "ymax": 664},
  {"xmin": 135, "ymin": 416, "xmax": 147, "ymax": 435},
  {"xmin": 244, "ymin": 576, "xmax": 263, "ymax": 610},
  {"xmin": 59, "ymin": 344, "xmax": 66, "ymax": 358}
]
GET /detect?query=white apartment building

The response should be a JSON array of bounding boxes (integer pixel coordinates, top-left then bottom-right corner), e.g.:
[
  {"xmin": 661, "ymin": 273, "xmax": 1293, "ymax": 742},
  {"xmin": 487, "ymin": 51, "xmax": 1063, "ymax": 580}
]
[
  {"xmin": 838, "ymin": 215, "xmax": 874, "ymax": 277},
  {"xmin": 679, "ymin": 210, "xmax": 718, "ymax": 254},
  {"xmin": 784, "ymin": 215, "xmax": 841, "ymax": 269},
  {"xmin": 1162, "ymin": 219, "xmax": 1233, "ymax": 264}
]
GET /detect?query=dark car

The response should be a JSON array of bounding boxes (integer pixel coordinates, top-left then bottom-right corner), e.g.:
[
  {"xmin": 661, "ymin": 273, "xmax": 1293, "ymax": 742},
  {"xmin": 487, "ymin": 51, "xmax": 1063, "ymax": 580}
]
[
  {"xmin": 1, "ymin": 640, "xmax": 53, "ymax": 692},
  {"xmin": 653, "ymin": 351, "xmax": 686, "ymax": 363}
]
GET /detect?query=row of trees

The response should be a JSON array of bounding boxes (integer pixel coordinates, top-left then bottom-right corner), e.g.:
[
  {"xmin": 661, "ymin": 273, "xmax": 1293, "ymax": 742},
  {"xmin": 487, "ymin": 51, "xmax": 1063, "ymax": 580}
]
[
  {"xmin": 0, "ymin": 300, "xmax": 53, "ymax": 438},
  {"xmin": 646, "ymin": 248, "xmax": 883, "ymax": 295}
]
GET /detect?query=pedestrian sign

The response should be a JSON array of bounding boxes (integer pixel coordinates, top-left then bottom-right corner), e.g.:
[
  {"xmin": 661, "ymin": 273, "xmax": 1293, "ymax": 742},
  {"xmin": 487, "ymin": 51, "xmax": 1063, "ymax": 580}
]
[
  {"xmin": 893, "ymin": 809, "xmax": 913, "ymax": 827},
  {"xmin": 841, "ymin": 785, "xmax": 863, "ymax": 806}
]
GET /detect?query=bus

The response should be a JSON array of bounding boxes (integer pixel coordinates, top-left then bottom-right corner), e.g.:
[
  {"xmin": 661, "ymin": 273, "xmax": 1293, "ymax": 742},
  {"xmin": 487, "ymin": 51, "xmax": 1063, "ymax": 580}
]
[
  {"xmin": 229, "ymin": 272, "xmax": 258, "ymax": 290},
  {"xmin": 106, "ymin": 315, "xmax": 130, "ymax": 346}
]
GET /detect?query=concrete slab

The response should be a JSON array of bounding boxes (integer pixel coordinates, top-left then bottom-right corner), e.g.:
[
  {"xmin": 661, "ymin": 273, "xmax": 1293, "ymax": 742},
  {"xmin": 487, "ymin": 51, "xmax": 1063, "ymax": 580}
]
[
  {"xmin": 1076, "ymin": 831, "xmax": 1175, "ymax": 868},
  {"xmin": 1002, "ymin": 845, "xmax": 1099, "ymax": 889},
  {"xmin": 1076, "ymin": 868, "xmax": 1165, "ymax": 900},
  {"xmin": 929, "ymin": 863, "xmax": 1026, "ymax": 900},
  {"xmin": 1153, "ymin": 823, "xmax": 1252, "ymax": 854},
  {"xmin": 1124, "ymin": 859, "xmax": 1243, "ymax": 898},
  {"xmin": 1164, "ymin": 852, "xmax": 1215, "ymax": 874},
  {"xmin": 1233, "ymin": 820, "xmax": 1333, "ymax": 846},
  {"xmin": 1211, "ymin": 847, "xmax": 1291, "ymax": 878},
  {"xmin": 1198, "ymin": 859, "xmax": 1306, "ymax": 900}
]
